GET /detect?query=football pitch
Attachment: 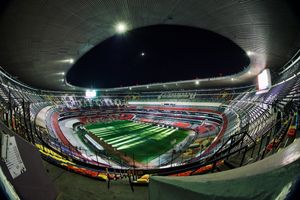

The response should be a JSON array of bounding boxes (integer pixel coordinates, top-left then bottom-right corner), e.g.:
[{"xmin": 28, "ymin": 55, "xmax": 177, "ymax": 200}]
[{"xmin": 85, "ymin": 120, "xmax": 189, "ymax": 163}]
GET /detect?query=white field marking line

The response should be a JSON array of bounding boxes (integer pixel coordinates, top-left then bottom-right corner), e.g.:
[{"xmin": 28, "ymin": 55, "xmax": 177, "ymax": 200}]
[
  {"xmin": 151, "ymin": 129, "xmax": 177, "ymax": 140},
  {"xmin": 110, "ymin": 126, "xmax": 165, "ymax": 147},
  {"xmin": 93, "ymin": 123, "xmax": 148, "ymax": 137},
  {"xmin": 98, "ymin": 124, "xmax": 151, "ymax": 139},
  {"xmin": 88, "ymin": 121, "xmax": 139, "ymax": 131},
  {"xmin": 152, "ymin": 129, "xmax": 177, "ymax": 140},
  {"xmin": 100, "ymin": 124, "xmax": 154, "ymax": 143},
  {"xmin": 117, "ymin": 140, "xmax": 145, "ymax": 150},
  {"xmin": 104, "ymin": 125, "xmax": 157, "ymax": 144},
  {"xmin": 88, "ymin": 126, "xmax": 116, "ymax": 131},
  {"xmin": 91, "ymin": 122, "xmax": 148, "ymax": 135},
  {"xmin": 114, "ymin": 132, "xmax": 166, "ymax": 150},
  {"xmin": 108, "ymin": 126, "xmax": 164, "ymax": 145},
  {"xmin": 116, "ymin": 128, "xmax": 176, "ymax": 150},
  {"xmin": 89, "ymin": 122, "xmax": 142, "ymax": 133},
  {"xmin": 113, "ymin": 127, "xmax": 172, "ymax": 148}
]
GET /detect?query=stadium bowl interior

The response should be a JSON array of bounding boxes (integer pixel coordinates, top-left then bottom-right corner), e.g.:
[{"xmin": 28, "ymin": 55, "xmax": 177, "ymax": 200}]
[{"xmin": 0, "ymin": 1, "xmax": 300, "ymax": 200}]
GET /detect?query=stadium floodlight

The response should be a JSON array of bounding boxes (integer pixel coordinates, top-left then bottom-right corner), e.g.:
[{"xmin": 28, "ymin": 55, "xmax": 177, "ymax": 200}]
[
  {"xmin": 129, "ymin": 87, "xmax": 132, "ymax": 90},
  {"xmin": 141, "ymin": 52, "xmax": 145, "ymax": 56},
  {"xmin": 195, "ymin": 80, "xmax": 200, "ymax": 85},
  {"xmin": 146, "ymin": 85, "xmax": 149, "ymax": 89},
  {"xmin": 68, "ymin": 58, "xmax": 74, "ymax": 64},
  {"xmin": 85, "ymin": 90, "xmax": 96, "ymax": 98},
  {"xmin": 247, "ymin": 51, "xmax": 254, "ymax": 56},
  {"xmin": 60, "ymin": 58, "xmax": 74, "ymax": 64},
  {"xmin": 115, "ymin": 22, "xmax": 127, "ymax": 33},
  {"xmin": 231, "ymin": 78, "xmax": 234, "ymax": 81},
  {"xmin": 58, "ymin": 72, "xmax": 65, "ymax": 75}
]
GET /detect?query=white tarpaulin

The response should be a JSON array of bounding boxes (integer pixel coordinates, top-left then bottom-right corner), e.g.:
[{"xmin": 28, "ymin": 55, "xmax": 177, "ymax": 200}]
[{"xmin": 1, "ymin": 134, "xmax": 26, "ymax": 179}]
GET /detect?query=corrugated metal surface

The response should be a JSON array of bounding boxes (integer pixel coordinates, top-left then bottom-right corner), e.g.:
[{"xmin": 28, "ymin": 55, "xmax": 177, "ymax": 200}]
[{"xmin": 0, "ymin": 0, "xmax": 299, "ymax": 90}]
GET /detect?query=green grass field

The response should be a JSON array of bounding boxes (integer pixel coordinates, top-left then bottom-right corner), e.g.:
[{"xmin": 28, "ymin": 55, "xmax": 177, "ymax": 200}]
[{"xmin": 85, "ymin": 120, "xmax": 189, "ymax": 163}]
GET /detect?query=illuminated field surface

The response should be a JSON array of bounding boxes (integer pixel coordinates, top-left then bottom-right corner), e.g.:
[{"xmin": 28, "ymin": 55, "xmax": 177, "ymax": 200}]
[{"xmin": 85, "ymin": 120, "xmax": 189, "ymax": 163}]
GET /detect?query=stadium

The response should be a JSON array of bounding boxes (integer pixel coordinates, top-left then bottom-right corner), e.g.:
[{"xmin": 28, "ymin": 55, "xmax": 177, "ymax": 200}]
[{"xmin": 0, "ymin": 1, "xmax": 300, "ymax": 200}]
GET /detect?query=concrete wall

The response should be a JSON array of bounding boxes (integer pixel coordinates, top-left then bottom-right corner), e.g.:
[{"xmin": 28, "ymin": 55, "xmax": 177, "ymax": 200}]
[{"xmin": 149, "ymin": 139, "xmax": 300, "ymax": 200}]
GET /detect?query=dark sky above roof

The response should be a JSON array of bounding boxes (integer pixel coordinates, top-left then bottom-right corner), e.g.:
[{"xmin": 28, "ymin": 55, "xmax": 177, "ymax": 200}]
[{"xmin": 67, "ymin": 25, "xmax": 250, "ymax": 88}]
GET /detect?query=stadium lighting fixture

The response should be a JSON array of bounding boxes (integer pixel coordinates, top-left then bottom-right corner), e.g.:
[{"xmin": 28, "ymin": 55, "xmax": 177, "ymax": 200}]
[
  {"xmin": 69, "ymin": 58, "xmax": 74, "ymax": 64},
  {"xmin": 231, "ymin": 78, "xmax": 234, "ymax": 81},
  {"xmin": 58, "ymin": 72, "xmax": 65, "ymax": 75},
  {"xmin": 141, "ymin": 52, "xmax": 145, "ymax": 56},
  {"xmin": 195, "ymin": 80, "xmax": 200, "ymax": 85},
  {"xmin": 129, "ymin": 87, "xmax": 132, "ymax": 90},
  {"xmin": 60, "ymin": 58, "xmax": 74, "ymax": 64},
  {"xmin": 247, "ymin": 51, "xmax": 254, "ymax": 56},
  {"xmin": 115, "ymin": 22, "xmax": 127, "ymax": 33},
  {"xmin": 146, "ymin": 85, "xmax": 149, "ymax": 89}
]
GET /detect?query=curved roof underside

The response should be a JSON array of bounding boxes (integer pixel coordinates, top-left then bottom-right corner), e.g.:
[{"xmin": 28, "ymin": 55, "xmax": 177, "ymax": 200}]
[{"xmin": 0, "ymin": 0, "xmax": 299, "ymax": 91}]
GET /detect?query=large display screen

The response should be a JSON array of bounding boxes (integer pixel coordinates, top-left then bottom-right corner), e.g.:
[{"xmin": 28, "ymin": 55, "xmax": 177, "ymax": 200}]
[
  {"xmin": 85, "ymin": 90, "xmax": 96, "ymax": 98},
  {"xmin": 257, "ymin": 69, "xmax": 271, "ymax": 93}
]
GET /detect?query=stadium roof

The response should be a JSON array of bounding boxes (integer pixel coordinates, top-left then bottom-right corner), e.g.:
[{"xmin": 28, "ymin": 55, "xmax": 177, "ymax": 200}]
[{"xmin": 0, "ymin": 0, "xmax": 299, "ymax": 91}]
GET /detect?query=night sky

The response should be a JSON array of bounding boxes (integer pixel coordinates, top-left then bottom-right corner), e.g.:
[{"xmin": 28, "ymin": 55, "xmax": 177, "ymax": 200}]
[{"xmin": 67, "ymin": 25, "xmax": 250, "ymax": 88}]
